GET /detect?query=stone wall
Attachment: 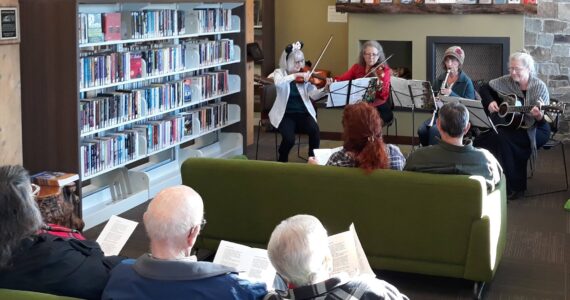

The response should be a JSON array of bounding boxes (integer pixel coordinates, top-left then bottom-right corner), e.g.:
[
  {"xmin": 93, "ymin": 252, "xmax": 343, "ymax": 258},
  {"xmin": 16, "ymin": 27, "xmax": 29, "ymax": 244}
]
[{"xmin": 526, "ymin": 0, "xmax": 570, "ymax": 137}]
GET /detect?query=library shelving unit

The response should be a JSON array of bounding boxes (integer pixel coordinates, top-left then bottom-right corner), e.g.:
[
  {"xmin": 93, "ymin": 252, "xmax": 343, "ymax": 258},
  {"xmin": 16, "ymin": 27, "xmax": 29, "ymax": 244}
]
[{"xmin": 20, "ymin": 0, "xmax": 247, "ymax": 229}]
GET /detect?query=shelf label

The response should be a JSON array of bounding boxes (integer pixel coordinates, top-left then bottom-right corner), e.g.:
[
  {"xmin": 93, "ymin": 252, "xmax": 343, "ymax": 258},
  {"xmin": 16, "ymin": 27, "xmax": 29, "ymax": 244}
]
[{"xmin": 0, "ymin": 7, "xmax": 18, "ymax": 42}]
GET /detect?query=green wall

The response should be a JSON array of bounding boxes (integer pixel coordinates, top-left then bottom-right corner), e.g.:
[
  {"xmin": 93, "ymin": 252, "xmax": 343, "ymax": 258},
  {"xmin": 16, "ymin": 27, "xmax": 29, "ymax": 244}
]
[{"xmin": 274, "ymin": 0, "xmax": 349, "ymax": 76}]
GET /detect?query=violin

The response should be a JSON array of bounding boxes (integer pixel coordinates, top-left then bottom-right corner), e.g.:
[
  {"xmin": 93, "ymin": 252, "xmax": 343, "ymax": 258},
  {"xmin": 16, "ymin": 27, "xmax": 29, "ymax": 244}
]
[
  {"xmin": 293, "ymin": 35, "xmax": 334, "ymax": 90},
  {"xmin": 295, "ymin": 65, "xmax": 330, "ymax": 89}
]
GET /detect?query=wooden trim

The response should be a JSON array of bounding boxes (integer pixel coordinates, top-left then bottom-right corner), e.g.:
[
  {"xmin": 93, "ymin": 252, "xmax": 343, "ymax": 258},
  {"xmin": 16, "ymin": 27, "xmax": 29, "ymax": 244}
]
[
  {"xmin": 319, "ymin": 131, "xmax": 420, "ymax": 145},
  {"xmin": 336, "ymin": 3, "xmax": 537, "ymax": 15}
]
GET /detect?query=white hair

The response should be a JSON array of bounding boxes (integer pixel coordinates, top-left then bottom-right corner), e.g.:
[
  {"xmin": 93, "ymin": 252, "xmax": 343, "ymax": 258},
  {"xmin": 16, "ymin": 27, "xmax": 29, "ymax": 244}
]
[
  {"xmin": 278, "ymin": 49, "xmax": 304, "ymax": 73},
  {"xmin": 510, "ymin": 50, "xmax": 536, "ymax": 75},
  {"xmin": 143, "ymin": 185, "xmax": 203, "ymax": 247},
  {"xmin": 267, "ymin": 214, "xmax": 331, "ymax": 287}
]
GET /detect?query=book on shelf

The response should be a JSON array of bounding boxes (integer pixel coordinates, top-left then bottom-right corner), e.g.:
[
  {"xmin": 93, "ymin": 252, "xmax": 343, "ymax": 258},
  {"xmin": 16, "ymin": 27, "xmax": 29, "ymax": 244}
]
[
  {"xmin": 103, "ymin": 13, "xmax": 121, "ymax": 41},
  {"xmin": 31, "ymin": 171, "xmax": 79, "ymax": 187},
  {"xmin": 478, "ymin": 0, "xmax": 492, "ymax": 3},
  {"xmin": 87, "ymin": 13, "xmax": 104, "ymax": 43},
  {"xmin": 456, "ymin": 0, "xmax": 477, "ymax": 3},
  {"xmin": 507, "ymin": 0, "xmax": 521, "ymax": 3},
  {"xmin": 213, "ymin": 224, "xmax": 374, "ymax": 290},
  {"xmin": 493, "ymin": 0, "xmax": 507, "ymax": 3},
  {"xmin": 523, "ymin": 0, "xmax": 536, "ymax": 3}
]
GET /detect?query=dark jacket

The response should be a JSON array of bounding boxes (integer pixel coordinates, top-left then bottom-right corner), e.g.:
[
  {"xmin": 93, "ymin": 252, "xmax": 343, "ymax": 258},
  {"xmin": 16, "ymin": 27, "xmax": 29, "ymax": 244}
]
[{"xmin": 0, "ymin": 234, "xmax": 122, "ymax": 300}]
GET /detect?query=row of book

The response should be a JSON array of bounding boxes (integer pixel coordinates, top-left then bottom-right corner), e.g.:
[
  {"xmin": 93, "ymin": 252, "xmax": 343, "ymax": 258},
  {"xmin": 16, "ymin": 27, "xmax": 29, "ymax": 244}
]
[
  {"xmin": 341, "ymin": 0, "xmax": 535, "ymax": 3},
  {"xmin": 80, "ymin": 102, "xmax": 229, "ymax": 177},
  {"xmin": 80, "ymin": 45, "xmax": 185, "ymax": 88},
  {"xmin": 79, "ymin": 70, "xmax": 230, "ymax": 134},
  {"xmin": 78, "ymin": 8, "xmax": 234, "ymax": 44},
  {"xmin": 79, "ymin": 39, "xmax": 234, "ymax": 89},
  {"xmin": 186, "ymin": 8, "xmax": 233, "ymax": 34},
  {"xmin": 184, "ymin": 38, "xmax": 234, "ymax": 66}
]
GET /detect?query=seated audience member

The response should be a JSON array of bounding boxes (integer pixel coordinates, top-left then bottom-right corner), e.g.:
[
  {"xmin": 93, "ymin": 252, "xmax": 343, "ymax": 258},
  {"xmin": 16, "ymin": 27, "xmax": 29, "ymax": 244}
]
[
  {"xmin": 264, "ymin": 214, "xmax": 408, "ymax": 300},
  {"xmin": 309, "ymin": 102, "xmax": 405, "ymax": 171},
  {"xmin": 102, "ymin": 185, "xmax": 267, "ymax": 300},
  {"xmin": 0, "ymin": 165, "xmax": 123, "ymax": 300},
  {"xmin": 405, "ymin": 102, "xmax": 502, "ymax": 191}
]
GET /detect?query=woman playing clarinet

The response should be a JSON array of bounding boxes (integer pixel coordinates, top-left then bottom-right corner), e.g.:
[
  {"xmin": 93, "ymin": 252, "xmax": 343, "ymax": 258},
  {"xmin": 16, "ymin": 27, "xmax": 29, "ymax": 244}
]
[{"xmin": 418, "ymin": 46, "xmax": 476, "ymax": 146}]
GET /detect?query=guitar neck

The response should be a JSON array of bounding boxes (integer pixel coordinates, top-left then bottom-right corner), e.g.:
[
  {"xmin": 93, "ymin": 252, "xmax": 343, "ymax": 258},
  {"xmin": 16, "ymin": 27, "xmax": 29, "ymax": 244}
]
[{"xmin": 506, "ymin": 106, "xmax": 534, "ymax": 113}]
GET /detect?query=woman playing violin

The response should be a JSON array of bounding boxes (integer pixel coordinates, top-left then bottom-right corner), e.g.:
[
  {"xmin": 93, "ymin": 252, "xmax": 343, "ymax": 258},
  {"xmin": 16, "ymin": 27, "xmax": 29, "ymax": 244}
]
[
  {"xmin": 268, "ymin": 41, "xmax": 332, "ymax": 162},
  {"xmin": 335, "ymin": 40, "xmax": 393, "ymax": 125}
]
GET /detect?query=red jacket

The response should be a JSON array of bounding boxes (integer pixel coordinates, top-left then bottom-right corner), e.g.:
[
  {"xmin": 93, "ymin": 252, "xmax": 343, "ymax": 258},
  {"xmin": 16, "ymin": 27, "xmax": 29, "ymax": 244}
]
[{"xmin": 334, "ymin": 63, "xmax": 391, "ymax": 107}]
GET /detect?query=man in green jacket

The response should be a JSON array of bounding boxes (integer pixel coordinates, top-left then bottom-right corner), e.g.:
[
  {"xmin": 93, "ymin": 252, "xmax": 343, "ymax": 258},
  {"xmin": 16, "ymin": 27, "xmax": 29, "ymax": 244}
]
[{"xmin": 405, "ymin": 102, "xmax": 502, "ymax": 191}]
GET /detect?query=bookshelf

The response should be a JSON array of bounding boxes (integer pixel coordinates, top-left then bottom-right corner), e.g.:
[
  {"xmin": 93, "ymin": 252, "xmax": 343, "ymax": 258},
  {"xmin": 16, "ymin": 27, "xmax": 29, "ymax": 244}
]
[{"xmin": 20, "ymin": 0, "xmax": 247, "ymax": 229}]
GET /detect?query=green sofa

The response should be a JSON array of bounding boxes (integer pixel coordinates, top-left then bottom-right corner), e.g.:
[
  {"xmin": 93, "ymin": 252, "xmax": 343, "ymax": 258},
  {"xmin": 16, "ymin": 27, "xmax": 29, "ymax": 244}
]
[
  {"xmin": 0, "ymin": 289, "xmax": 81, "ymax": 299},
  {"xmin": 181, "ymin": 158, "xmax": 506, "ymax": 284}
]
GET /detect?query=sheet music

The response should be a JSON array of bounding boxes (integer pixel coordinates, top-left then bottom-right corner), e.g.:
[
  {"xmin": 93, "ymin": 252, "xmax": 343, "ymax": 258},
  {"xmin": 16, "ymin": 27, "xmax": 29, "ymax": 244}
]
[
  {"xmin": 326, "ymin": 77, "xmax": 376, "ymax": 108},
  {"xmin": 214, "ymin": 240, "xmax": 277, "ymax": 290},
  {"xmin": 313, "ymin": 147, "xmax": 343, "ymax": 165},
  {"xmin": 390, "ymin": 77, "xmax": 435, "ymax": 109},
  {"xmin": 96, "ymin": 215, "xmax": 138, "ymax": 256}
]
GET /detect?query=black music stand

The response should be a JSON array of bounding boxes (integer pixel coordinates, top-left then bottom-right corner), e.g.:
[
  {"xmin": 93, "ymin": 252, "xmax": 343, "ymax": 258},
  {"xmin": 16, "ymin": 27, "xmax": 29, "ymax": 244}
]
[
  {"xmin": 439, "ymin": 96, "xmax": 497, "ymax": 134},
  {"xmin": 390, "ymin": 77, "xmax": 435, "ymax": 149},
  {"xmin": 326, "ymin": 77, "xmax": 378, "ymax": 108}
]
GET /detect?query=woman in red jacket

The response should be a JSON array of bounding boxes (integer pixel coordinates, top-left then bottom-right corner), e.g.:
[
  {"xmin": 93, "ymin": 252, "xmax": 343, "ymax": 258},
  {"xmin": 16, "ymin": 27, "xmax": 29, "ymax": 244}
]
[{"xmin": 335, "ymin": 40, "xmax": 392, "ymax": 125}]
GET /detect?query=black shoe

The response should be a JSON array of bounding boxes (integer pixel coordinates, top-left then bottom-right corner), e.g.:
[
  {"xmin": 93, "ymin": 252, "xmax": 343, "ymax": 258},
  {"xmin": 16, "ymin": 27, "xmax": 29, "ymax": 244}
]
[{"xmin": 507, "ymin": 190, "xmax": 524, "ymax": 200}]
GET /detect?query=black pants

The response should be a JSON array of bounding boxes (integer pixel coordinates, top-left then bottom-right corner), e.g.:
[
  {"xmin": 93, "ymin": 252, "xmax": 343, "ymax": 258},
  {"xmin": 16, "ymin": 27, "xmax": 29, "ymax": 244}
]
[
  {"xmin": 474, "ymin": 121, "xmax": 550, "ymax": 193},
  {"xmin": 277, "ymin": 113, "xmax": 320, "ymax": 162},
  {"xmin": 376, "ymin": 101, "xmax": 394, "ymax": 126}
]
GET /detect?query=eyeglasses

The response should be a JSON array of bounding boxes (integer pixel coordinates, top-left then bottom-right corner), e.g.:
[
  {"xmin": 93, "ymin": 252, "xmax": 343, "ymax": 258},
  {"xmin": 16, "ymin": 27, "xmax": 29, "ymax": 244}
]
[
  {"xmin": 363, "ymin": 53, "xmax": 379, "ymax": 57},
  {"xmin": 294, "ymin": 60, "xmax": 305, "ymax": 65},
  {"xmin": 508, "ymin": 66, "xmax": 527, "ymax": 73},
  {"xmin": 200, "ymin": 218, "xmax": 207, "ymax": 230}
]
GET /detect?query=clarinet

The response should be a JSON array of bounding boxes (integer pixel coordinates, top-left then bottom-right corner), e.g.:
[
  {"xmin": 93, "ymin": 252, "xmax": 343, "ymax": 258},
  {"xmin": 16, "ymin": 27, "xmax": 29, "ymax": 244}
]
[{"xmin": 428, "ymin": 69, "xmax": 451, "ymax": 127}]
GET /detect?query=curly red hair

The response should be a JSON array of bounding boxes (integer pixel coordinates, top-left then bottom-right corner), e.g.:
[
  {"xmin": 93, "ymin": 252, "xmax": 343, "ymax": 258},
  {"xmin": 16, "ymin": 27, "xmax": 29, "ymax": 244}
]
[{"xmin": 342, "ymin": 102, "xmax": 389, "ymax": 173}]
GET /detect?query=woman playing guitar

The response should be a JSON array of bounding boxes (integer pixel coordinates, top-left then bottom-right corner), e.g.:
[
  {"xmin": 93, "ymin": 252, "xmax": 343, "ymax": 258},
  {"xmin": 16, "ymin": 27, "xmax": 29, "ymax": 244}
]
[
  {"xmin": 474, "ymin": 50, "xmax": 551, "ymax": 200},
  {"xmin": 334, "ymin": 40, "xmax": 393, "ymax": 125}
]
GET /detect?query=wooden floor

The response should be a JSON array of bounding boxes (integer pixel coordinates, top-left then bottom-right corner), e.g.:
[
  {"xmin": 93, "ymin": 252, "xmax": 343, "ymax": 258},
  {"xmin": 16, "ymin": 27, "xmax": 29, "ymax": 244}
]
[{"xmin": 85, "ymin": 133, "xmax": 570, "ymax": 299}]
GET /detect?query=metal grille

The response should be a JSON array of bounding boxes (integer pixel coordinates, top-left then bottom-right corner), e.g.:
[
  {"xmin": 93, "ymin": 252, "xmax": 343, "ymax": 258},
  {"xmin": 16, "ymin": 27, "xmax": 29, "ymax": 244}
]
[{"xmin": 435, "ymin": 43, "xmax": 504, "ymax": 83}]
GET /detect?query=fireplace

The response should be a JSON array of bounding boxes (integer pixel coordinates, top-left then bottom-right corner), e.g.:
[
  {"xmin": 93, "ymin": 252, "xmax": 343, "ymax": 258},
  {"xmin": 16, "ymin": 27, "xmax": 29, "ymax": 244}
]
[{"xmin": 426, "ymin": 36, "xmax": 510, "ymax": 85}]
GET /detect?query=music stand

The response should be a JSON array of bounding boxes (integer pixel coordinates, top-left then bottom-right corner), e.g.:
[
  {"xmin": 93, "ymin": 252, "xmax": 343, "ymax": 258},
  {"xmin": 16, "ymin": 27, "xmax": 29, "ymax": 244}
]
[
  {"xmin": 326, "ymin": 77, "xmax": 378, "ymax": 108},
  {"xmin": 439, "ymin": 96, "xmax": 497, "ymax": 133},
  {"xmin": 390, "ymin": 77, "xmax": 435, "ymax": 149}
]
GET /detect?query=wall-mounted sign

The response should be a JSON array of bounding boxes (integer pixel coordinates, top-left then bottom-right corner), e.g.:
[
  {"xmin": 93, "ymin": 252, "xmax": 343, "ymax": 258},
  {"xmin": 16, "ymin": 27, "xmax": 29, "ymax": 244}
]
[{"xmin": 0, "ymin": 7, "xmax": 18, "ymax": 43}]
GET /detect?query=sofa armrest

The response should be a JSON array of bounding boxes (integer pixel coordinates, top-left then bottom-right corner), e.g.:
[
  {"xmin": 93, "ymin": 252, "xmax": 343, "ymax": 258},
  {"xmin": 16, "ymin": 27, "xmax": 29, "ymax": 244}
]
[{"xmin": 463, "ymin": 176, "xmax": 507, "ymax": 282}]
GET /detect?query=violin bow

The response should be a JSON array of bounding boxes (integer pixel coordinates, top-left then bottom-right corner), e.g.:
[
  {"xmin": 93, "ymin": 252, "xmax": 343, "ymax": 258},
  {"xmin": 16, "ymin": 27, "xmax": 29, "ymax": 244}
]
[
  {"xmin": 363, "ymin": 54, "xmax": 394, "ymax": 78},
  {"xmin": 307, "ymin": 35, "xmax": 334, "ymax": 80}
]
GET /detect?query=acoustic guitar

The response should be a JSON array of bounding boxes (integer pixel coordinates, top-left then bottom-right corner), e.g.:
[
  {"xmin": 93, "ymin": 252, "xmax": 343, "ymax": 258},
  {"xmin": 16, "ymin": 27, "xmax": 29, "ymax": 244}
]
[{"xmin": 491, "ymin": 100, "xmax": 565, "ymax": 129}]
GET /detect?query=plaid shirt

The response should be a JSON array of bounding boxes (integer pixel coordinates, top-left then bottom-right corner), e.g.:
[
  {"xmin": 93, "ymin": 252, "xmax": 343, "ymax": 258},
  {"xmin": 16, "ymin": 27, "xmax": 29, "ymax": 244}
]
[
  {"xmin": 325, "ymin": 145, "xmax": 406, "ymax": 171},
  {"xmin": 264, "ymin": 274, "xmax": 408, "ymax": 300}
]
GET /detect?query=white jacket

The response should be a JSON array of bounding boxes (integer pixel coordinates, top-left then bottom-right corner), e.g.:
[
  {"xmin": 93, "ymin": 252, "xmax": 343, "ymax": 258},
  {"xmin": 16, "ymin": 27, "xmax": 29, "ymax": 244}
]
[{"xmin": 268, "ymin": 69, "xmax": 327, "ymax": 128}]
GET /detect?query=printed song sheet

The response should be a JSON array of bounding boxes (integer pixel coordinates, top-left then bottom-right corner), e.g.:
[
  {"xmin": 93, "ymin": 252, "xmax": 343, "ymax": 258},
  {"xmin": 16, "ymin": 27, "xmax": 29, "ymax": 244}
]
[
  {"xmin": 313, "ymin": 146, "xmax": 343, "ymax": 165},
  {"xmin": 214, "ymin": 240, "xmax": 277, "ymax": 289},
  {"xmin": 96, "ymin": 215, "xmax": 138, "ymax": 256}
]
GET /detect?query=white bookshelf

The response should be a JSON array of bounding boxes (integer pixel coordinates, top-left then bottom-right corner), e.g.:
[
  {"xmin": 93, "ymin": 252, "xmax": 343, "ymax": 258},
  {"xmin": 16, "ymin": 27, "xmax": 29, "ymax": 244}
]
[{"xmin": 19, "ymin": 0, "xmax": 247, "ymax": 230}]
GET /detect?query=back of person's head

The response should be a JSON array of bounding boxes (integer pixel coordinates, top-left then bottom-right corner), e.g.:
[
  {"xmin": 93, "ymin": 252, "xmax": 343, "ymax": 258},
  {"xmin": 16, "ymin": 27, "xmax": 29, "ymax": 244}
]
[
  {"xmin": 0, "ymin": 165, "xmax": 43, "ymax": 268},
  {"xmin": 143, "ymin": 185, "xmax": 204, "ymax": 251},
  {"xmin": 343, "ymin": 102, "xmax": 389, "ymax": 172},
  {"xmin": 438, "ymin": 102, "xmax": 469, "ymax": 138},
  {"xmin": 267, "ymin": 215, "xmax": 331, "ymax": 287}
]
